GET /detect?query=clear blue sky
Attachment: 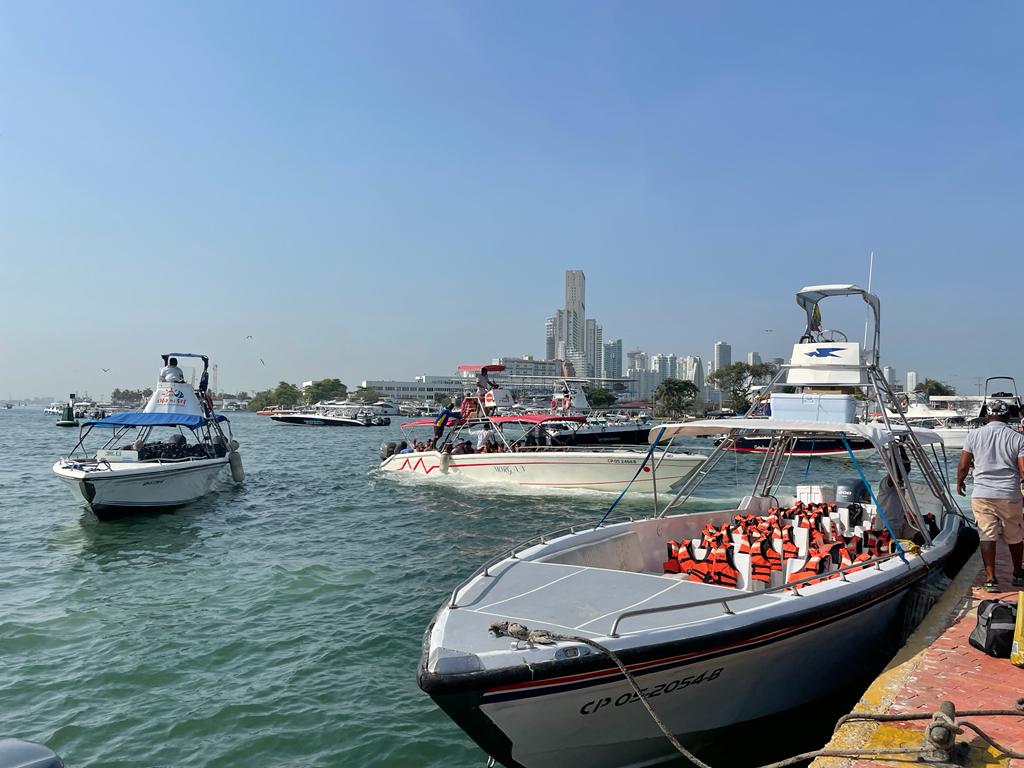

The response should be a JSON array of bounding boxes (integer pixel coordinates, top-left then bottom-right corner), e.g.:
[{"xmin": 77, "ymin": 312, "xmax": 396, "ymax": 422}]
[{"xmin": 2, "ymin": 2, "xmax": 1021, "ymax": 398}]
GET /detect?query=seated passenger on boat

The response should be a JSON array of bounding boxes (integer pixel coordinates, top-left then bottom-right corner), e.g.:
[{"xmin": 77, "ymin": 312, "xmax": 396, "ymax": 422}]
[{"xmin": 159, "ymin": 357, "xmax": 186, "ymax": 383}]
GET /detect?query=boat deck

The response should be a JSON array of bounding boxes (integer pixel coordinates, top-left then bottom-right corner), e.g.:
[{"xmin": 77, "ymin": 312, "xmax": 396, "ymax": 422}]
[
  {"xmin": 444, "ymin": 559, "xmax": 784, "ymax": 653},
  {"xmin": 811, "ymin": 551, "xmax": 1024, "ymax": 768}
]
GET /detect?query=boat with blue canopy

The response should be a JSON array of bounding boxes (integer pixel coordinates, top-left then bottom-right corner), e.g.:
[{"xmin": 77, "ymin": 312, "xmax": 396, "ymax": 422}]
[{"xmin": 52, "ymin": 353, "xmax": 243, "ymax": 520}]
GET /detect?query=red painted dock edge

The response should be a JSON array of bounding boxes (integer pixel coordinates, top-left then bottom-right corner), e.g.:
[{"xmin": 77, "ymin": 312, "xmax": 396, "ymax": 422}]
[{"xmin": 812, "ymin": 551, "xmax": 1024, "ymax": 767}]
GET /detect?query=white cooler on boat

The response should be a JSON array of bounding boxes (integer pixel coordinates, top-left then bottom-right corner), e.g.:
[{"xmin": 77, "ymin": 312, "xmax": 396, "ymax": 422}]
[
  {"xmin": 770, "ymin": 393, "xmax": 857, "ymax": 423},
  {"xmin": 795, "ymin": 484, "xmax": 836, "ymax": 504}
]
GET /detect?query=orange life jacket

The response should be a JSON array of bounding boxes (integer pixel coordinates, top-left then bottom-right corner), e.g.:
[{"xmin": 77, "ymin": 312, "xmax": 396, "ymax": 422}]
[
  {"xmin": 706, "ymin": 544, "xmax": 739, "ymax": 588},
  {"xmin": 788, "ymin": 553, "xmax": 828, "ymax": 585},
  {"xmin": 749, "ymin": 539, "xmax": 775, "ymax": 584},
  {"xmin": 773, "ymin": 524, "xmax": 799, "ymax": 559},
  {"xmin": 663, "ymin": 538, "xmax": 697, "ymax": 575}
]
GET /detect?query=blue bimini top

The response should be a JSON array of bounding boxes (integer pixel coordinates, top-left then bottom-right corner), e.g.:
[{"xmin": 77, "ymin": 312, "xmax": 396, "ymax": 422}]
[{"xmin": 84, "ymin": 412, "xmax": 227, "ymax": 428}]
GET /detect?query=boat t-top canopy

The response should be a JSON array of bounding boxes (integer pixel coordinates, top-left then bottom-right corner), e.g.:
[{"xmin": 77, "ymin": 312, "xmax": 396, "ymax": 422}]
[
  {"xmin": 795, "ymin": 284, "xmax": 880, "ymax": 364},
  {"xmin": 651, "ymin": 418, "xmax": 944, "ymax": 447},
  {"xmin": 161, "ymin": 352, "xmax": 209, "ymax": 370},
  {"xmin": 84, "ymin": 412, "xmax": 227, "ymax": 429},
  {"xmin": 457, "ymin": 364, "xmax": 506, "ymax": 373}
]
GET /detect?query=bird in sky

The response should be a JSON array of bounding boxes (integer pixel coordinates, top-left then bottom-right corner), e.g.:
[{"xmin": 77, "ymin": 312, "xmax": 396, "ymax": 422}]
[
  {"xmin": 259, "ymin": 358, "xmax": 266, "ymax": 366},
  {"xmin": 101, "ymin": 368, "xmax": 110, "ymax": 372}
]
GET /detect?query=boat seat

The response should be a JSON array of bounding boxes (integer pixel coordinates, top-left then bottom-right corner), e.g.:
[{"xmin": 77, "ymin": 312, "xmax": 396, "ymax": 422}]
[{"xmin": 732, "ymin": 552, "xmax": 753, "ymax": 591}]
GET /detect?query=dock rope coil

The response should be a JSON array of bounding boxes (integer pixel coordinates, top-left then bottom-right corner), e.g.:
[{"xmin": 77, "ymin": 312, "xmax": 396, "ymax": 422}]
[{"xmin": 488, "ymin": 622, "xmax": 1024, "ymax": 768}]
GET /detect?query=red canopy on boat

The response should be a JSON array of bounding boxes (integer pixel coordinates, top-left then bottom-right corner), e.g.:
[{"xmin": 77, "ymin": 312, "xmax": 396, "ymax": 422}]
[
  {"xmin": 488, "ymin": 414, "xmax": 586, "ymax": 424},
  {"xmin": 456, "ymin": 364, "xmax": 506, "ymax": 373}
]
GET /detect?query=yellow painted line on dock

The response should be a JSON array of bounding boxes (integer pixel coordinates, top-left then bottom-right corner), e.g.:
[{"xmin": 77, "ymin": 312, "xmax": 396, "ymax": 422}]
[{"xmin": 810, "ymin": 551, "xmax": 984, "ymax": 768}]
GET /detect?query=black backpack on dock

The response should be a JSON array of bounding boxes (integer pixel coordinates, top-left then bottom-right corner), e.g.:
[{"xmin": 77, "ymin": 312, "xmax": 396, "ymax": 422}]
[{"xmin": 968, "ymin": 599, "xmax": 1018, "ymax": 658}]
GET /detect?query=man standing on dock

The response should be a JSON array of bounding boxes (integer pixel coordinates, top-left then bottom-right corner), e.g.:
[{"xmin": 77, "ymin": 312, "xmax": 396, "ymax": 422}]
[{"xmin": 957, "ymin": 399, "xmax": 1024, "ymax": 591}]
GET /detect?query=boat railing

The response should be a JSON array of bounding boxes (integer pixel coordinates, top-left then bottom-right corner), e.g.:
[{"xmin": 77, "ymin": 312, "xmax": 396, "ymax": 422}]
[
  {"xmin": 448, "ymin": 514, "xmax": 643, "ymax": 608},
  {"xmin": 606, "ymin": 551, "xmax": 902, "ymax": 637}
]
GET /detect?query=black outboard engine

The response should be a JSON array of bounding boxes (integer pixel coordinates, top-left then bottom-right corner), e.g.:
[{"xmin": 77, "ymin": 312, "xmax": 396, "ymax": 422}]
[
  {"xmin": 379, "ymin": 441, "xmax": 400, "ymax": 461},
  {"xmin": 0, "ymin": 739, "xmax": 63, "ymax": 768},
  {"xmin": 836, "ymin": 478, "xmax": 871, "ymax": 506}
]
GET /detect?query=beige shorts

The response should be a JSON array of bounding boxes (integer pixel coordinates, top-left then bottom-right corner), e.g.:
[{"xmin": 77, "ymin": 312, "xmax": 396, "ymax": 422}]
[{"xmin": 972, "ymin": 497, "xmax": 1024, "ymax": 545}]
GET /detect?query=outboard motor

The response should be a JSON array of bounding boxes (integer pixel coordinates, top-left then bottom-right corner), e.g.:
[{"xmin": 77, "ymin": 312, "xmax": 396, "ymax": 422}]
[
  {"xmin": 836, "ymin": 478, "xmax": 871, "ymax": 506},
  {"xmin": 380, "ymin": 441, "xmax": 400, "ymax": 461},
  {"xmin": 0, "ymin": 739, "xmax": 64, "ymax": 768}
]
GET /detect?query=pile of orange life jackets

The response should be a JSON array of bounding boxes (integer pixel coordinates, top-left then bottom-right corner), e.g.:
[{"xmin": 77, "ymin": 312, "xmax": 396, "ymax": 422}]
[{"xmin": 662, "ymin": 500, "xmax": 892, "ymax": 589}]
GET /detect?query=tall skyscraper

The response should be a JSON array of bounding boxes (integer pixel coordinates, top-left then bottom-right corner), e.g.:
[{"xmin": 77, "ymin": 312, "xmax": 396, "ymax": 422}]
[
  {"xmin": 907, "ymin": 371, "xmax": 918, "ymax": 393},
  {"xmin": 747, "ymin": 352, "xmax": 762, "ymax": 365},
  {"xmin": 883, "ymin": 366, "xmax": 896, "ymax": 385},
  {"xmin": 564, "ymin": 270, "xmax": 586, "ymax": 359},
  {"xmin": 544, "ymin": 317, "xmax": 556, "ymax": 360},
  {"xmin": 585, "ymin": 319, "xmax": 602, "ymax": 377},
  {"xmin": 713, "ymin": 341, "xmax": 732, "ymax": 372}
]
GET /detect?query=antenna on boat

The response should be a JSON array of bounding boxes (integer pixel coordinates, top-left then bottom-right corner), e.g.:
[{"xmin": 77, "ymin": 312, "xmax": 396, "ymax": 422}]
[{"xmin": 863, "ymin": 250, "xmax": 875, "ymax": 349}]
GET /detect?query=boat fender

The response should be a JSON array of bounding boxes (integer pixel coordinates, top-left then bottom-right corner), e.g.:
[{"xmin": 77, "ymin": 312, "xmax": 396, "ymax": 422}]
[
  {"xmin": 229, "ymin": 439, "xmax": 240, "ymax": 452},
  {"xmin": 229, "ymin": 450, "xmax": 245, "ymax": 482},
  {"xmin": 439, "ymin": 452, "xmax": 450, "ymax": 474}
]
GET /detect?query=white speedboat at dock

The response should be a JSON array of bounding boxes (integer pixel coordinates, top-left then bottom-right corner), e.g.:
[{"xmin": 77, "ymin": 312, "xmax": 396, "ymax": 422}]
[
  {"xmin": 416, "ymin": 285, "xmax": 977, "ymax": 768},
  {"xmin": 53, "ymin": 353, "xmax": 243, "ymax": 520}
]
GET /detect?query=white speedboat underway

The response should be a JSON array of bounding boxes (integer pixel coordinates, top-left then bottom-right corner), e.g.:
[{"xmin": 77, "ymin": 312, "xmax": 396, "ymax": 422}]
[
  {"xmin": 53, "ymin": 353, "xmax": 243, "ymax": 520},
  {"xmin": 417, "ymin": 284, "xmax": 977, "ymax": 768},
  {"xmin": 379, "ymin": 413, "xmax": 704, "ymax": 494}
]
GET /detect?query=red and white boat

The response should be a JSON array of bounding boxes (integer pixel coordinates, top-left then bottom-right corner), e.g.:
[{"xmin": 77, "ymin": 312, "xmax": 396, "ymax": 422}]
[{"xmin": 379, "ymin": 413, "xmax": 704, "ymax": 494}]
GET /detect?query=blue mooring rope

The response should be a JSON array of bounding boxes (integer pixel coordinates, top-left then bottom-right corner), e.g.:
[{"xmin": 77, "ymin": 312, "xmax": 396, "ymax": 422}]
[
  {"xmin": 839, "ymin": 432, "xmax": 908, "ymax": 564},
  {"xmin": 594, "ymin": 426, "xmax": 666, "ymax": 530}
]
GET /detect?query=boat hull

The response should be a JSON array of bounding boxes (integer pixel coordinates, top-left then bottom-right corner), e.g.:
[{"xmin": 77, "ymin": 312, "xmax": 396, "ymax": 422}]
[
  {"xmin": 379, "ymin": 450, "xmax": 704, "ymax": 494},
  {"xmin": 547, "ymin": 423, "xmax": 654, "ymax": 447},
  {"xmin": 270, "ymin": 414, "xmax": 367, "ymax": 427},
  {"xmin": 53, "ymin": 459, "xmax": 228, "ymax": 518},
  {"xmin": 423, "ymin": 579, "xmax": 914, "ymax": 768},
  {"xmin": 726, "ymin": 436, "xmax": 875, "ymax": 458}
]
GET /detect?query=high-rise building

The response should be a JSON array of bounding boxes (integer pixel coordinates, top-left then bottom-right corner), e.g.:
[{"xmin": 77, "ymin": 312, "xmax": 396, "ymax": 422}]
[
  {"xmin": 626, "ymin": 349, "xmax": 649, "ymax": 372},
  {"xmin": 713, "ymin": 341, "xmax": 732, "ymax": 373},
  {"xmin": 906, "ymin": 371, "xmax": 918, "ymax": 393},
  {"xmin": 883, "ymin": 366, "xmax": 896, "ymax": 385},
  {"xmin": 544, "ymin": 317, "xmax": 556, "ymax": 360},
  {"xmin": 553, "ymin": 309, "xmax": 567, "ymax": 358},
  {"xmin": 747, "ymin": 352, "xmax": 762, "ymax": 365},
  {"xmin": 585, "ymin": 319, "xmax": 602, "ymax": 377},
  {"xmin": 564, "ymin": 270, "xmax": 586, "ymax": 359},
  {"xmin": 602, "ymin": 339, "xmax": 623, "ymax": 379},
  {"xmin": 651, "ymin": 353, "xmax": 679, "ymax": 379}
]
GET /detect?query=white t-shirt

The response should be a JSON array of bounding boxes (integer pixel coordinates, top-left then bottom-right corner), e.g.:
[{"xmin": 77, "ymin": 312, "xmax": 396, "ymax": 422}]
[
  {"xmin": 160, "ymin": 365, "xmax": 185, "ymax": 383},
  {"xmin": 476, "ymin": 429, "xmax": 495, "ymax": 450}
]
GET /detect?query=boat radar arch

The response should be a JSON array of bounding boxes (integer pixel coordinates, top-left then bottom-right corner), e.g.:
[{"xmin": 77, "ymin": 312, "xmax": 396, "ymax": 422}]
[{"xmin": 788, "ymin": 284, "xmax": 880, "ymax": 387}]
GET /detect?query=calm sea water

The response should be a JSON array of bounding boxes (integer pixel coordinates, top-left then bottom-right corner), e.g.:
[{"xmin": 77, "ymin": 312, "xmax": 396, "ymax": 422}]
[{"xmin": 0, "ymin": 409, "xmax": 907, "ymax": 767}]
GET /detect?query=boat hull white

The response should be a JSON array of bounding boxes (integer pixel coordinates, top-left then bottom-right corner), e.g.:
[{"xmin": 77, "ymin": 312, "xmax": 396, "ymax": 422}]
[
  {"xmin": 428, "ymin": 588, "xmax": 908, "ymax": 768},
  {"xmin": 379, "ymin": 449, "xmax": 704, "ymax": 494},
  {"xmin": 53, "ymin": 458, "xmax": 228, "ymax": 518}
]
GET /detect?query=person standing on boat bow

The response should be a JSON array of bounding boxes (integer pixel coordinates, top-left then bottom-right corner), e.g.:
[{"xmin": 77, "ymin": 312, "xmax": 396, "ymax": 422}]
[
  {"xmin": 957, "ymin": 399, "xmax": 1024, "ymax": 591},
  {"xmin": 159, "ymin": 357, "xmax": 185, "ymax": 383}
]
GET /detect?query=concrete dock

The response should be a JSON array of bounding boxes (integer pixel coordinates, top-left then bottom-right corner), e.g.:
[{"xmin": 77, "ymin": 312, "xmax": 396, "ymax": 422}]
[{"xmin": 811, "ymin": 550, "xmax": 1024, "ymax": 767}]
